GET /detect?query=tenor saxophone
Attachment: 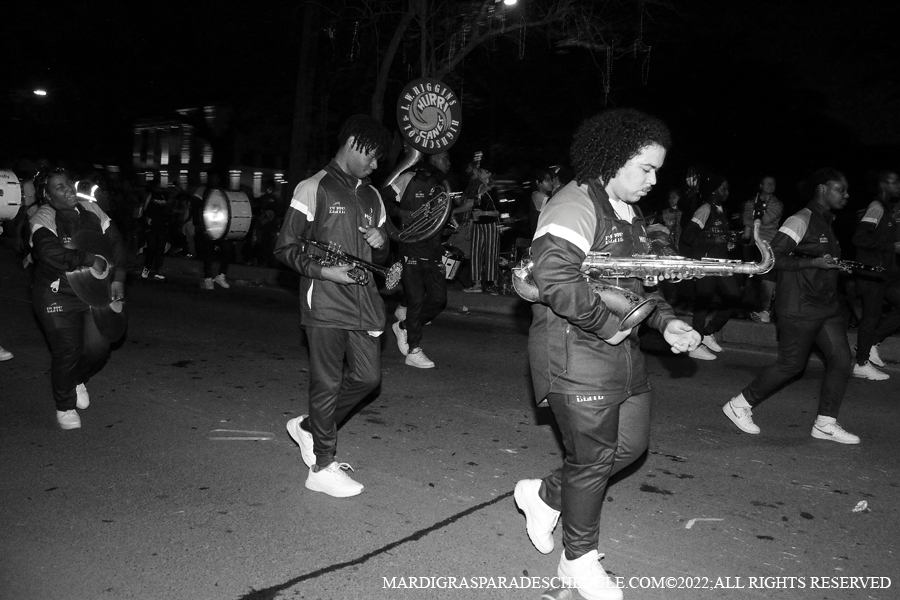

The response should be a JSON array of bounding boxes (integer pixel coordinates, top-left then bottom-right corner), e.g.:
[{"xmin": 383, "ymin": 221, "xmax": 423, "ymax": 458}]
[{"xmin": 512, "ymin": 220, "xmax": 774, "ymax": 330}]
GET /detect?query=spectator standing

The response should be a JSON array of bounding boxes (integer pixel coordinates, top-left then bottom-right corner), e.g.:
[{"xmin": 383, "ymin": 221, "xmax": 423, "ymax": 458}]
[
  {"xmin": 462, "ymin": 159, "xmax": 501, "ymax": 295},
  {"xmin": 275, "ymin": 115, "xmax": 392, "ymax": 498},
  {"xmin": 529, "ymin": 167, "xmax": 555, "ymax": 236},
  {"xmin": 682, "ymin": 173, "xmax": 741, "ymax": 360},
  {"xmin": 850, "ymin": 170, "xmax": 900, "ymax": 380},
  {"xmin": 722, "ymin": 168, "xmax": 859, "ymax": 445},
  {"xmin": 742, "ymin": 176, "xmax": 783, "ymax": 322},
  {"xmin": 514, "ymin": 108, "xmax": 700, "ymax": 600},
  {"xmin": 141, "ymin": 190, "xmax": 169, "ymax": 281}
]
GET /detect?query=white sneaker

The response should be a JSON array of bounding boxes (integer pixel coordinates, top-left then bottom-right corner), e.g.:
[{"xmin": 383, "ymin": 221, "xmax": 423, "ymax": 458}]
[
  {"xmin": 202, "ymin": 277, "xmax": 214, "ymax": 290},
  {"xmin": 141, "ymin": 267, "xmax": 149, "ymax": 279},
  {"xmin": 0, "ymin": 345, "xmax": 13, "ymax": 361},
  {"xmin": 305, "ymin": 462, "xmax": 364, "ymax": 497},
  {"xmin": 286, "ymin": 416, "xmax": 315, "ymax": 467},
  {"xmin": 869, "ymin": 344, "xmax": 885, "ymax": 368},
  {"xmin": 557, "ymin": 550, "xmax": 623, "ymax": 600},
  {"xmin": 75, "ymin": 383, "xmax": 90, "ymax": 409},
  {"xmin": 750, "ymin": 310, "xmax": 771, "ymax": 323},
  {"xmin": 394, "ymin": 305, "xmax": 407, "ymax": 322},
  {"xmin": 213, "ymin": 273, "xmax": 230, "ymax": 288},
  {"xmin": 723, "ymin": 398, "xmax": 760, "ymax": 434},
  {"xmin": 702, "ymin": 334, "xmax": 722, "ymax": 352},
  {"xmin": 56, "ymin": 409, "xmax": 81, "ymax": 430},
  {"xmin": 392, "ymin": 321, "xmax": 409, "ymax": 355},
  {"xmin": 852, "ymin": 361, "xmax": 889, "ymax": 381},
  {"xmin": 405, "ymin": 347, "xmax": 434, "ymax": 368},
  {"xmin": 688, "ymin": 345, "xmax": 717, "ymax": 360},
  {"xmin": 514, "ymin": 479, "xmax": 560, "ymax": 554},
  {"xmin": 462, "ymin": 285, "xmax": 482, "ymax": 293},
  {"xmin": 812, "ymin": 420, "xmax": 860, "ymax": 445}
]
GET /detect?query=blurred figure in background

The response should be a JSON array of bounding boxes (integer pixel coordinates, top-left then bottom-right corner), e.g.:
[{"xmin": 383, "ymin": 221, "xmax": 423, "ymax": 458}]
[
  {"xmin": 742, "ymin": 175, "xmax": 783, "ymax": 323},
  {"xmin": 529, "ymin": 166, "xmax": 555, "ymax": 237},
  {"xmin": 462, "ymin": 157, "xmax": 501, "ymax": 295},
  {"xmin": 140, "ymin": 189, "xmax": 169, "ymax": 281}
]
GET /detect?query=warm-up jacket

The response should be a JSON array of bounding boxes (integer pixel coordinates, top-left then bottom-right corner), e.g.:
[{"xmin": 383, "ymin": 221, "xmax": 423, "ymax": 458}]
[
  {"xmin": 30, "ymin": 201, "xmax": 127, "ymax": 297},
  {"xmin": 274, "ymin": 160, "xmax": 389, "ymax": 331},
  {"xmin": 852, "ymin": 198, "xmax": 897, "ymax": 276},
  {"xmin": 528, "ymin": 179, "xmax": 676, "ymax": 405},
  {"xmin": 681, "ymin": 201, "xmax": 730, "ymax": 259},
  {"xmin": 771, "ymin": 200, "xmax": 844, "ymax": 320}
]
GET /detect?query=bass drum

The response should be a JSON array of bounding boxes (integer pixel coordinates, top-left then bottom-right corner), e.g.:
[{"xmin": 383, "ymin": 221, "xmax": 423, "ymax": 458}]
[
  {"xmin": 440, "ymin": 243, "xmax": 465, "ymax": 280},
  {"xmin": 0, "ymin": 170, "xmax": 23, "ymax": 221},
  {"xmin": 202, "ymin": 188, "xmax": 252, "ymax": 241}
]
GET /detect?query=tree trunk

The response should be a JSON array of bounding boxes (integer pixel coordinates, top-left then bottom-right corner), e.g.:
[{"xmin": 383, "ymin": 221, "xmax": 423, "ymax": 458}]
[
  {"xmin": 288, "ymin": 1, "xmax": 321, "ymax": 192},
  {"xmin": 371, "ymin": 0, "xmax": 416, "ymax": 122}
]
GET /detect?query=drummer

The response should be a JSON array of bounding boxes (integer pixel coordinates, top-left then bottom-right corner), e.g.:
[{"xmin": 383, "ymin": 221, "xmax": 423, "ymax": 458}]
[
  {"xmin": 384, "ymin": 151, "xmax": 454, "ymax": 369},
  {"xmin": 29, "ymin": 165, "xmax": 127, "ymax": 430}
]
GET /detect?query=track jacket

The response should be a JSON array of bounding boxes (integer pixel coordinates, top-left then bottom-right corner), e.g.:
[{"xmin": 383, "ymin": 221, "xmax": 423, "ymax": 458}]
[
  {"xmin": 274, "ymin": 160, "xmax": 389, "ymax": 331},
  {"xmin": 852, "ymin": 198, "xmax": 897, "ymax": 277},
  {"xmin": 772, "ymin": 200, "xmax": 844, "ymax": 320},
  {"xmin": 528, "ymin": 179, "xmax": 676, "ymax": 406}
]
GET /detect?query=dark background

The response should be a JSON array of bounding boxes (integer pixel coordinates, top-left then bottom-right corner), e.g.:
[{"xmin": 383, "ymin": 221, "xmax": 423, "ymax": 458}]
[{"xmin": 3, "ymin": 1, "xmax": 900, "ymax": 215}]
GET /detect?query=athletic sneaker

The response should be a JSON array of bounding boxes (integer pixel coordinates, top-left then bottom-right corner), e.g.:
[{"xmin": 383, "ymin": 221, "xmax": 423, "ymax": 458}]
[
  {"xmin": 392, "ymin": 321, "xmax": 409, "ymax": 355},
  {"xmin": 811, "ymin": 419, "xmax": 860, "ymax": 444},
  {"xmin": 863, "ymin": 344, "xmax": 885, "ymax": 368},
  {"xmin": 852, "ymin": 361, "xmax": 889, "ymax": 381},
  {"xmin": 202, "ymin": 277, "xmax": 214, "ymax": 290},
  {"xmin": 558, "ymin": 550, "xmax": 623, "ymax": 600},
  {"xmin": 141, "ymin": 267, "xmax": 150, "ymax": 279},
  {"xmin": 286, "ymin": 415, "xmax": 315, "ymax": 467},
  {"xmin": 56, "ymin": 410, "xmax": 81, "ymax": 430},
  {"xmin": 702, "ymin": 334, "xmax": 722, "ymax": 352},
  {"xmin": 394, "ymin": 305, "xmax": 407, "ymax": 322},
  {"xmin": 514, "ymin": 479, "xmax": 560, "ymax": 554},
  {"xmin": 150, "ymin": 273, "xmax": 166, "ymax": 281},
  {"xmin": 0, "ymin": 346, "xmax": 13, "ymax": 361},
  {"xmin": 405, "ymin": 347, "xmax": 434, "ymax": 368},
  {"xmin": 305, "ymin": 462, "xmax": 364, "ymax": 497},
  {"xmin": 688, "ymin": 345, "xmax": 717, "ymax": 360},
  {"xmin": 75, "ymin": 383, "xmax": 90, "ymax": 410},
  {"xmin": 213, "ymin": 273, "xmax": 230, "ymax": 288},
  {"xmin": 722, "ymin": 398, "xmax": 760, "ymax": 434},
  {"xmin": 462, "ymin": 285, "xmax": 482, "ymax": 293},
  {"xmin": 750, "ymin": 310, "xmax": 771, "ymax": 323}
]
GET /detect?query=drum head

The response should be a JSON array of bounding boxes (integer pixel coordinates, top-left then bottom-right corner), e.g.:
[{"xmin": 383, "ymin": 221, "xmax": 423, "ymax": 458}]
[
  {"xmin": 202, "ymin": 189, "xmax": 231, "ymax": 240},
  {"xmin": 0, "ymin": 170, "xmax": 22, "ymax": 221}
]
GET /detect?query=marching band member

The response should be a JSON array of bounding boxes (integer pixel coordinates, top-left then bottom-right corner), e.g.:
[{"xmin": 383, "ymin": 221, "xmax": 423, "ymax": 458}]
[
  {"xmin": 385, "ymin": 151, "xmax": 453, "ymax": 369},
  {"xmin": 722, "ymin": 168, "xmax": 860, "ymax": 444},
  {"xmin": 275, "ymin": 115, "xmax": 391, "ymax": 498},
  {"xmin": 30, "ymin": 166, "xmax": 126, "ymax": 430},
  {"xmin": 514, "ymin": 109, "xmax": 700, "ymax": 600}
]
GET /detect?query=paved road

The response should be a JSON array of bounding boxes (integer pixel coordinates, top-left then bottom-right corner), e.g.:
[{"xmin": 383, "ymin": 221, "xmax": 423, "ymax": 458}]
[{"xmin": 0, "ymin": 253, "xmax": 897, "ymax": 600}]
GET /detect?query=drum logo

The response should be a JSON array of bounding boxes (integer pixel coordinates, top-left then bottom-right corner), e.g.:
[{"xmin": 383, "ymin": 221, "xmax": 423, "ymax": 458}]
[{"xmin": 396, "ymin": 78, "xmax": 462, "ymax": 154}]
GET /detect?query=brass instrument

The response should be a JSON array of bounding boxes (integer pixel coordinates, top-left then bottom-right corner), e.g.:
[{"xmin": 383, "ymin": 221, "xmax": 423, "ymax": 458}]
[
  {"xmin": 299, "ymin": 238, "xmax": 402, "ymax": 289},
  {"xmin": 512, "ymin": 220, "xmax": 775, "ymax": 330}
]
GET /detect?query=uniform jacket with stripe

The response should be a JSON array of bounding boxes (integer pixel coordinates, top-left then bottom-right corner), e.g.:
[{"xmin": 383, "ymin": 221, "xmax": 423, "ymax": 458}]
[
  {"xmin": 772, "ymin": 200, "xmax": 844, "ymax": 320},
  {"xmin": 852, "ymin": 198, "xmax": 897, "ymax": 277},
  {"xmin": 274, "ymin": 160, "xmax": 389, "ymax": 330},
  {"xmin": 527, "ymin": 179, "xmax": 676, "ymax": 406}
]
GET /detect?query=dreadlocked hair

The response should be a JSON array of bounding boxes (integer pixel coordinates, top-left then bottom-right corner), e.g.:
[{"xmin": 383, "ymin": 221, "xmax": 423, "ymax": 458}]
[
  {"xmin": 570, "ymin": 108, "xmax": 672, "ymax": 185},
  {"xmin": 338, "ymin": 114, "xmax": 391, "ymax": 159},
  {"xmin": 33, "ymin": 165, "xmax": 68, "ymax": 205}
]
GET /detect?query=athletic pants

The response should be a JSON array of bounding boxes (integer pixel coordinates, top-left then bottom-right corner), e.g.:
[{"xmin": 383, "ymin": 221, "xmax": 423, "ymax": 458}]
[
  {"xmin": 305, "ymin": 326, "xmax": 381, "ymax": 467},
  {"xmin": 692, "ymin": 274, "xmax": 741, "ymax": 336},
  {"xmin": 855, "ymin": 276, "xmax": 900, "ymax": 365},
  {"xmin": 401, "ymin": 256, "xmax": 447, "ymax": 349},
  {"xmin": 539, "ymin": 392, "xmax": 651, "ymax": 559}
]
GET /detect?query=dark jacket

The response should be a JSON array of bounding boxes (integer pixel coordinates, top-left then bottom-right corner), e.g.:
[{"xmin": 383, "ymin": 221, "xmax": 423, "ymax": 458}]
[
  {"xmin": 30, "ymin": 201, "xmax": 127, "ymax": 297},
  {"xmin": 772, "ymin": 201, "xmax": 844, "ymax": 320},
  {"xmin": 274, "ymin": 160, "xmax": 389, "ymax": 331},
  {"xmin": 852, "ymin": 198, "xmax": 897, "ymax": 276},
  {"xmin": 528, "ymin": 179, "xmax": 675, "ymax": 406},
  {"xmin": 682, "ymin": 202, "xmax": 730, "ymax": 259}
]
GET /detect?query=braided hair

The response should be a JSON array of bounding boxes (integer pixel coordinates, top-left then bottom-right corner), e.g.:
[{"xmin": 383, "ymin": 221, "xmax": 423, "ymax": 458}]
[
  {"xmin": 570, "ymin": 108, "xmax": 672, "ymax": 186},
  {"xmin": 32, "ymin": 165, "xmax": 68, "ymax": 205},
  {"xmin": 338, "ymin": 114, "xmax": 391, "ymax": 159}
]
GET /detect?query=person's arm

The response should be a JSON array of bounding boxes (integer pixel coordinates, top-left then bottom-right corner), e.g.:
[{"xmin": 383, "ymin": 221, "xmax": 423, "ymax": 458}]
[{"xmin": 852, "ymin": 202, "xmax": 892, "ymax": 252}]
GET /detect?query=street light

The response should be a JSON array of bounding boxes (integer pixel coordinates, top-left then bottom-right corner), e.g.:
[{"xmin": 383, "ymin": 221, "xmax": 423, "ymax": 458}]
[
  {"xmin": 503, "ymin": 0, "xmax": 517, "ymax": 5},
  {"xmin": 33, "ymin": 89, "xmax": 47, "ymax": 96}
]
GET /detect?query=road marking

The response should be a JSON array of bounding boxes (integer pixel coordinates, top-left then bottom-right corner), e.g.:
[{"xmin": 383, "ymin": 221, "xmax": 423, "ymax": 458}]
[
  {"xmin": 685, "ymin": 517, "xmax": 724, "ymax": 529},
  {"xmin": 208, "ymin": 429, "xmax": 274, "ymax": 441}
]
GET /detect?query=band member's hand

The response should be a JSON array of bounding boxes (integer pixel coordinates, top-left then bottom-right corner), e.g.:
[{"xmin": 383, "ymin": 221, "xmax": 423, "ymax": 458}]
[
  {"xmin": 359, "ymin": 226, "xmax": 386, "ymax": 249},
  {"xmin": 663, "ymin": 319, "xmax": 701, "ymax": 354},
  {"xmin": 473, "ymin": 209, "xmax": 483, "ymax": 218},
  {"xmin": 111, "ymin": 281, "xmax": 125, "ymax": 302},
  {"xmin": 603, "ymin": 327, "xmax": 633, "ymax": 345},
  {"xmin": 812, "ymin": 255, "xmax": 841, "ymax": 270},
  {"xmin": 321, "ymin": 264, "xmax": 357, "ymax": 285},
  {"xmin": 91, "ymin": 255, "xmax": 108, "ymax": 275}
]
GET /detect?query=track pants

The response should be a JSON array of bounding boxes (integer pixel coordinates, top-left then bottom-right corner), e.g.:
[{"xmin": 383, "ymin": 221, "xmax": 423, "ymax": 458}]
[
  {"xmin": 855, "ymin": 277, "xmax": 900, "ymax": 366},
  {"xmin": 539, "ymin": 392, "xmax": 651, "ymax": 559},
  {"xmin": 401, "ymin": 256, "xmax": 447, "ymax": 349},
  {"xmin": 305, "ymin": 326, "xmax": 381, "ymax": 467}
]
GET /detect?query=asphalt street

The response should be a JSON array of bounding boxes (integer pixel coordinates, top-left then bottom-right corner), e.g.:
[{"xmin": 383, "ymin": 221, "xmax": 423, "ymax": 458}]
[{"xmin": 0, "ymin": 250, "xmax": 897, "ymax": 600}]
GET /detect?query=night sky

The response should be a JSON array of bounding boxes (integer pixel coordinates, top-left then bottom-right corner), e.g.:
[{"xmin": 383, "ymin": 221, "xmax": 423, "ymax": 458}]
[{"xmin": 4, "ymin": 1, "xmax": 899, "ymax": 213}]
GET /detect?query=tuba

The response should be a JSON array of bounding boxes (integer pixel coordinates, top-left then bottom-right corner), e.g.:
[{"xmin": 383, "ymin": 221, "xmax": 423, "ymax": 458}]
[
  {"xmin": 380, "ymin": 144, "xmax": 454, "ymax": 244},
  {"xmin": 513, "ymin": 220, "xmax": 775, "ymax": 331}
]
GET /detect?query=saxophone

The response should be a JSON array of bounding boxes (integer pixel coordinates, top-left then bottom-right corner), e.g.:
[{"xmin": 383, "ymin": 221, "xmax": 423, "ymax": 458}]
[{"xmin": 512, "ymin": 220, "xmax": 774, "ymax": 330}]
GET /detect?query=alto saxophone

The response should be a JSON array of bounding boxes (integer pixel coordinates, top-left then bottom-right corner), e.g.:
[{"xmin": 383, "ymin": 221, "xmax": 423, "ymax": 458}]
[
  {"xmin": 299, "ymin": 239, "xmax": 402, "ymax": 290},
  {"xmin": 512, "ymin": 220, "xmax": 774, "ymax": 330}
]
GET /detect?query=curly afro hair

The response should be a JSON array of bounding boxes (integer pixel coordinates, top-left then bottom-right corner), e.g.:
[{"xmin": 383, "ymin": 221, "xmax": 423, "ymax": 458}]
[{"xmin": 570, "ymin": 108, "xmax": 672, "ymax": 185}]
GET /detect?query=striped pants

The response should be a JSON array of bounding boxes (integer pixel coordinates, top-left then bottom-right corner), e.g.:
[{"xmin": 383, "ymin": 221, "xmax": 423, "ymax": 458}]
[{"xmin": 471, "ymin": 221, "xmax": 500, "ymax": 284}]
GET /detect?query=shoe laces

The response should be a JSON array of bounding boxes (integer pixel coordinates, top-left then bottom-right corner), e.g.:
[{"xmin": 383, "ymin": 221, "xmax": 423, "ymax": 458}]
[
  {"xmin": 324, "ymin": 462, "xmax": 356, "ymax": 481},
  {"xmin": 732, "ymin": 403, "xmax": 753, "ymax": 421}
]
